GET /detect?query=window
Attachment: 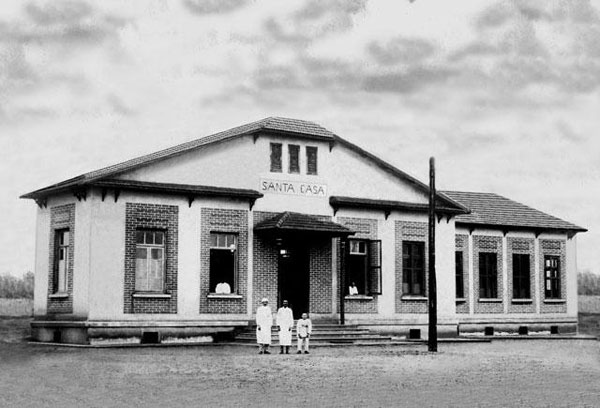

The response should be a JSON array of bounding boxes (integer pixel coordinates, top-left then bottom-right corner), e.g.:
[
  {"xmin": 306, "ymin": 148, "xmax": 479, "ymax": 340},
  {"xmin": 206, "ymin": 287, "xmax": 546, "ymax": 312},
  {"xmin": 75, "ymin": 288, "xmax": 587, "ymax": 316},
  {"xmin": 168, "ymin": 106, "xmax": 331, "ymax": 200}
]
[
  {"xmin": 210, "ymin": 233, "xmax": 237, "ymax": 293},
  {"xmin": 288, "ymin": 144, "xmax": 300, "ymax": 173},
  {"xmin": 54, "ymin": 229, "xmax": 69, "ymax": 293},
  {"xmin": 270, "ymin": 143, "xmax": 282, "ymax": 172},
  {"xmin": 544, "ymin": 255, "xmax": 561, "ymax": 299},
  {"xmin": 346, "ymin": 239, "xmax": 382, "ymax": 295},
  {"xmin": 135, "ymin": 230, "xmax": 165, "ymax": 292},
  {"xmin": 455, "ymin": 251, "xmax": 464, "ymax": 298},
  {"xmin": 479, "ymin": 252, "xmax": 498, "ymax": 299},
  {"xmin": 306, "ymin": 146, "xmax": 318, "ymax": 175},
  {"xmin": 402, "ymin": 241, "xmax": 425, "ymax": 296},
  {"xmin": 512, "ymin": 254, "xmax": 530, "ymax": 299}
]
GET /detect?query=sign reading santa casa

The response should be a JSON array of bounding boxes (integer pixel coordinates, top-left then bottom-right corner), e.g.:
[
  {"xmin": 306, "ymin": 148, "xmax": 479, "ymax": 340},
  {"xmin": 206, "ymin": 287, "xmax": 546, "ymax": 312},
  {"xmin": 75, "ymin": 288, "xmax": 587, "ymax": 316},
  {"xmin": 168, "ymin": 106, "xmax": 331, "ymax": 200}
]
[{"xmin": 260, "ymin": 178, "xmax": 327, "ymax": 197}]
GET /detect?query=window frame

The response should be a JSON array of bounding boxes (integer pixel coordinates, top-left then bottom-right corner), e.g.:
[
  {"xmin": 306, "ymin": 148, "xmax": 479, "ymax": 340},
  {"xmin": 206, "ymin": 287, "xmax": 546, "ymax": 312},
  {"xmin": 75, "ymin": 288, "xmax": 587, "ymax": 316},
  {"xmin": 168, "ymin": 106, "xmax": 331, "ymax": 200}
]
[
  {"xmin": 347, "ymin": 239, "xmax": 368, "ymax": 295},
  {"xmin": 209, "ymin": 232, "xmax": 238, "ymax": 294},
  {"xmin": 544, "ymin": 255, "xmax": 561, "ymax": 299},
  {"xmin": 479, "ymin": 252, "xmax": 498, "ymax": 299},
  {"xmin": 288, "ymin": 144, "xmax": 300, "ymax": 174},
  {"xmin": 306, "ymin": 146, "xmax": 318, "ymax": 175},
  {"xmin": 402, "ymin": 241, "xmax": 425, "ymax": 296},
  {"xmin": 270, "ymin": 142, "xmax": 282, "ymax": 173},
  {"xmin": 512, "ymin": 253, "xmax": 531, "ymax": 299},
  {"xmin": 455, "ymin": 251, "xmax": 464, "ymax": 299},
  {"xmin": 53, "ymin": 228, "xmax": 70, "ymax": 294},
  {"xmin": 134, "ymin": 229, "xmax": 166, "ymax": 293}
]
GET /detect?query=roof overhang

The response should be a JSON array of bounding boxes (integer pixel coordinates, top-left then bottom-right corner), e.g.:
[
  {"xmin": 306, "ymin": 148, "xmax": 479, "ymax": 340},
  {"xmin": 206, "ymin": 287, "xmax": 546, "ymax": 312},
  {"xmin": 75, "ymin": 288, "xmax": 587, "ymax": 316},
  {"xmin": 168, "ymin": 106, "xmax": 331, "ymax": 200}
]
[
  {"xmin": 254, "ymin": 212, "xmax": 355, "ymax": 238},
  {"xmin": 22, "ymin": 179, "xmax": 263, "ymax": 210},
  {"xmin": 330, "ymin": 196, "xmax": 469, "ymax": 219},
  {"xmin": 455, "ymin": 222, "xmax": 587, "ymax": 237}
]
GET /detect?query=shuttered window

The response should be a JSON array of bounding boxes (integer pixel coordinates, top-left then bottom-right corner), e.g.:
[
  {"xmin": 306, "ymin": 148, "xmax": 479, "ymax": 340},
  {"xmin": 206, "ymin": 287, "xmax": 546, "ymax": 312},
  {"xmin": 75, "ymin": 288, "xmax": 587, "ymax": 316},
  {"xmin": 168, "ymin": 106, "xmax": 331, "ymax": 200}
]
[
  {"xmin": 544, "ymin": 256, "xmax": 561, "ymax": 299},
  {"xmin": 210, "ymin": 233, "xmax": 237, "ymax": 293},
  {"xmin": 54, "ymin": 229, "xmax": 69, "ymax": 293},
  {"xmin": 346, "ymin": 239, "xmax": 382, "ymax": 295},
  {"xmin": 402, "ymin": 241, "xmax": 425, "ymax": 296},
  {"xmin": 135, "ymin": 230, "xmax": 165, "ymax": 292},
  {"xmin": 288, "ymin": 144, "xmax": 300, "ymax": 173},
  {"xmin": 306, "ymin": 146, "xmax": 318, "ymax": 175},
  {"xmin": 512, "ymin": 253, "xmax": 530, "ymax": 299},
  {"xmin": 455, "ymin": 251, "xmax": 464, "ymax": 298},
  {"xmin": 270, "ymin": 143, "xmax": 282, "ymax": 172},
  {"xmin": 479, "ymin": 252, "xmax": 498, "ymax": 299}
]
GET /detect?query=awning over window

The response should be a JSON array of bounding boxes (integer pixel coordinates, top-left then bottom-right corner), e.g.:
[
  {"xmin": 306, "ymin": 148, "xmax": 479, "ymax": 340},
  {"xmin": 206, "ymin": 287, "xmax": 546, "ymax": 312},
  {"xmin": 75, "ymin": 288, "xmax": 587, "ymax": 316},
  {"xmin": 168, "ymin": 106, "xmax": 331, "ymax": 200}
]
[{"xmin": 254, "ymin": 212, "xmax": 354, "ymax": 238}]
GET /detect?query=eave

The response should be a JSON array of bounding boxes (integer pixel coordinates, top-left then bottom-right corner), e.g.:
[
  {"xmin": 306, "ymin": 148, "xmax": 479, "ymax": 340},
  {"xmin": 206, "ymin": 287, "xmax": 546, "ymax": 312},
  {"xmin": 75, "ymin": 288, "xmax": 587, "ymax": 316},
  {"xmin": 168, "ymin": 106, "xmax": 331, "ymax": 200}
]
[{"xmin": 330, "ymin": 196, "xmax": 469, "ymax": 219}]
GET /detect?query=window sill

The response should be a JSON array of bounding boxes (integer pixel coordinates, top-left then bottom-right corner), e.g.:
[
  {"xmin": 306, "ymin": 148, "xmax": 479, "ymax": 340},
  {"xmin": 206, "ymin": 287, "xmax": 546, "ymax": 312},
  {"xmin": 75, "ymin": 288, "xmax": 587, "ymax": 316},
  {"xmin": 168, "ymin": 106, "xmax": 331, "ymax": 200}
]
[
  {"xmin": 49, "ymin": 293, "xmax": 69, "ymax": 299},
  {"xmin": 344, "ymin": 295, "xmax": 373, "ymax": 301},
  {"xmin": 207, "ymin": 294, "xmax": 243, "ymax": 300},
  {"xmin": 479, "ymin": 298, "xmax": 502, "ymax": 303},
  {"xmin": 512, "ymin": 299, "xmax": 533, "ymax": 304},
  {"xmin": 544, "ymin": 299, "xmax": 566, "ymax": 304},
  {"xmin": 132, "ymin": 292, "xmax": 172, "ymax": 299},
  {"xmin": 401, "ymin": 295, "xmax": 428, "ymax": 301},
  {"xmin": 455, "ymin": 298, "xmax": 467, "ymax": 303}
]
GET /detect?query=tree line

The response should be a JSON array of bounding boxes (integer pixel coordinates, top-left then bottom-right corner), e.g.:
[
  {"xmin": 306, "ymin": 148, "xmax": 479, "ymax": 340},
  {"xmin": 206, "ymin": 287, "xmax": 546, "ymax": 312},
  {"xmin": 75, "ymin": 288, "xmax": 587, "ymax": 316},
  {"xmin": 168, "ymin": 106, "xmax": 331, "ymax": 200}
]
[
  {"xmin": 0, "ymin": 272, "xmax": 34, "ymax": 299},
  {"xmin": 578, "ymin": 271, "xmax": 600, "ymax": 296}
]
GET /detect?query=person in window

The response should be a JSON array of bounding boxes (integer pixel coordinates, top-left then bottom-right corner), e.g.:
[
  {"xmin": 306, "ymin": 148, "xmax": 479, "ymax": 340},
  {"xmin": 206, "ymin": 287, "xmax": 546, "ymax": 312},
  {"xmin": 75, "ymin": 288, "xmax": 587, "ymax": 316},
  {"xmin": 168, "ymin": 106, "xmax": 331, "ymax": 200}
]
[
  {"xmin": 215, "ymin": 282, "xmax": 231, "ymax": 294},
  {"xmin": 296, "ymin": 312, "xmax": 312, "ymax": 354},
  {"xmin": 349, "ymin": 282, "xmax": 359, "ymax": 296},
  {"xmin": 256, "ymin": 298, "xmax": 273, "ymax": 355},
  {"xmin": 276, "ymin": 300, "xmax": 293, "ymax": 354}
]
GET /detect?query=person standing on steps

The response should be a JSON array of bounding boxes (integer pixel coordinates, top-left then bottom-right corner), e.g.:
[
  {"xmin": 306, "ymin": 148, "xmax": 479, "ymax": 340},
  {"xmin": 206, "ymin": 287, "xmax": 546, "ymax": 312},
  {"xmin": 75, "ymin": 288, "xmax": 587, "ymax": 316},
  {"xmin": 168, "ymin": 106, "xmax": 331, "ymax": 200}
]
[
  {"xmin": 256, "ymin": 298, "xmax": 273, "ymax": 354},
  {"xmin": 276, "ymin": 300, "xmax": 293, "ymax": 354},
  {"xmin": 296, "ymin": 312, "xmax": 312, "ymax": 354}
]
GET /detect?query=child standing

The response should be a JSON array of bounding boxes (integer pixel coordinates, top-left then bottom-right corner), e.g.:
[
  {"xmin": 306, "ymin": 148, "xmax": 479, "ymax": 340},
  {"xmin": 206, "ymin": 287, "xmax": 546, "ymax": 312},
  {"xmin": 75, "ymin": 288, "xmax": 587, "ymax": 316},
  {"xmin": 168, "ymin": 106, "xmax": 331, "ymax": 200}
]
[{"xmin": 296, "ymin": 312, "xmax": 312, "ymax": 354}]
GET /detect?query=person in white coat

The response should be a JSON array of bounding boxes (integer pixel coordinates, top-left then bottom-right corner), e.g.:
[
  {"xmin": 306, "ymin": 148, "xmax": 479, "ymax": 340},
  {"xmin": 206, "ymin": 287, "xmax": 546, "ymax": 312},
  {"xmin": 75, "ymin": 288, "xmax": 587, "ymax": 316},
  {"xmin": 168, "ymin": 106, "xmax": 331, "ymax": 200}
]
[
  {"xmin": 296, "ymin": 312, "xmax": 312, "ymax": 354},
  {"xmin": 256, "ymin": 298, "xmax": 273, "ymax": 354},
  {"xmin": 276, "ymin": 300, "xmax": 294, "ymax": 354}
]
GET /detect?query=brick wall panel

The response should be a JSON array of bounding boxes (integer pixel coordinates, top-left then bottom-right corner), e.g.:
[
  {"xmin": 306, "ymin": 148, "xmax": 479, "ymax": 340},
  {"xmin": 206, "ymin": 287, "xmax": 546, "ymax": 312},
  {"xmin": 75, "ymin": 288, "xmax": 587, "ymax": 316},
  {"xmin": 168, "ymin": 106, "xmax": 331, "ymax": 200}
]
[
  {"xmin": 124, "ymin": 203, "xmax": 178, "ymax": 314},
  {"xmin": 47, "ymin": 204, "xmax": 75, "ymax": 314},
  {"xmin": 200, "ymin": 208, "xmax": 248, "ymax": 314}
]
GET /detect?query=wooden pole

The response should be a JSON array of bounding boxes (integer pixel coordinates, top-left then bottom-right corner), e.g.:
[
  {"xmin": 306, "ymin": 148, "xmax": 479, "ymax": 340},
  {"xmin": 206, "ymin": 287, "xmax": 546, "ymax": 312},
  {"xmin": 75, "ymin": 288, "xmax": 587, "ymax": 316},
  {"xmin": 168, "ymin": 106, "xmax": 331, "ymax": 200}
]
[
  {"xmin": 428, "ymin": 157, "xmax": 438, "ymax": 352},
  {"xmin": 340, "ymin": 239, "xmax": 346, "ymax": 325}
]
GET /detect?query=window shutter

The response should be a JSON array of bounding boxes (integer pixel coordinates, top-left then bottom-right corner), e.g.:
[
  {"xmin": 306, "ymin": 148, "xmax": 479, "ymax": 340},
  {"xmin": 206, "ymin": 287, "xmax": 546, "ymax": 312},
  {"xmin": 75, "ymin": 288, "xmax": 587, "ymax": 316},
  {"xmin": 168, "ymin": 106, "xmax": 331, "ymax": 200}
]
[{"xmin": 368, "ymin": 240, "xmax": 382, "ymax": 295}]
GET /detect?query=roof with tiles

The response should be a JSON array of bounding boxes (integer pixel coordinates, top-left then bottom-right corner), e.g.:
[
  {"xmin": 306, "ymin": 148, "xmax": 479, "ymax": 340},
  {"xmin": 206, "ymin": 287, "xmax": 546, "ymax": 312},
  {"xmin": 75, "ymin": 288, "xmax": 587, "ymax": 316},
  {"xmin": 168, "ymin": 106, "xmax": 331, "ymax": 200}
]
[
  {"xmin": 21, "ymin": 117, "xmax": 336, "ymax": 198},
  {"xmin": 254, "ymin": 212, "xmax": 354, "ymax": 235},
  {"xmin": 443, "ymin": 191, "xmax": 586, "ymax": 232}
]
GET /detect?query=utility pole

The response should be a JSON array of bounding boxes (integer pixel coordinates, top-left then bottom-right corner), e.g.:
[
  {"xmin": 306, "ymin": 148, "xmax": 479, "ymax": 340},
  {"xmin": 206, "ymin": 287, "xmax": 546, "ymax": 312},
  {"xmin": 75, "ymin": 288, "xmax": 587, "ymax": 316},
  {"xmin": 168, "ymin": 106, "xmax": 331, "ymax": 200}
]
[{"xmin": 428, "ymin": 157, "xmax": 438, "ymax": 352}]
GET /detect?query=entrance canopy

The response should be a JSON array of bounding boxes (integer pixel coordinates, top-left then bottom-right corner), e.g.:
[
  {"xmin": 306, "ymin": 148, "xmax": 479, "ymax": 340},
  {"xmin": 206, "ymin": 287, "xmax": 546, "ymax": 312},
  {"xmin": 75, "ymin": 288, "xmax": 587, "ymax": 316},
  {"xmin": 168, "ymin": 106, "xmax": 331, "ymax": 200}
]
[{"xmin": 254, "ymin": 212, "xmax": 354, "ymax": 238}]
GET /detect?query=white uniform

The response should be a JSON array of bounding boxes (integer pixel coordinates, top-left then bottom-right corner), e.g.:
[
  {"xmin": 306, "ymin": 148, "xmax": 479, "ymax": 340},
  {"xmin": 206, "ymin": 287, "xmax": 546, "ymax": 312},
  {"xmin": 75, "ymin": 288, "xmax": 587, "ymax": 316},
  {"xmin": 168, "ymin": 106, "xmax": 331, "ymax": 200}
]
[
  {"xmin": 296, "ymin": 318, "xmax": 312, "ymax": 352},
  {"xmin": 256, "ymin": 305, "xmax": 273, "ymax": 345},
  {"xmin": 276, "ymin": 306, "xmax": 294, "ymax": 346}
]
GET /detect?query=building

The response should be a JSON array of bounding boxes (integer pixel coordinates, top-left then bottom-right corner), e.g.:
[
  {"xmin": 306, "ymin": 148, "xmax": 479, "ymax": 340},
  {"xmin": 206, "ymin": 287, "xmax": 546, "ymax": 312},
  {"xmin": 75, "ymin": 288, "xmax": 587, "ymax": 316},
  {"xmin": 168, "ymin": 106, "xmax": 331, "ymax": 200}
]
[{"xmin": 21, "ymin": 117, "xmax": 586, "ymax": 344}]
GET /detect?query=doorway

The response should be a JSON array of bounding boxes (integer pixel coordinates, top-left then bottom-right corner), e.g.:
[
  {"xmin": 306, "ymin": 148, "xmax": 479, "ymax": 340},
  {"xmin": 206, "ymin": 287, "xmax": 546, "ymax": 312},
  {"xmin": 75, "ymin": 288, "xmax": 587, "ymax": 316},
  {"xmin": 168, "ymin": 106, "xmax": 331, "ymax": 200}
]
[{"xmin": 278, "ymin": 244, "xmax": 310, "ymax": 319}]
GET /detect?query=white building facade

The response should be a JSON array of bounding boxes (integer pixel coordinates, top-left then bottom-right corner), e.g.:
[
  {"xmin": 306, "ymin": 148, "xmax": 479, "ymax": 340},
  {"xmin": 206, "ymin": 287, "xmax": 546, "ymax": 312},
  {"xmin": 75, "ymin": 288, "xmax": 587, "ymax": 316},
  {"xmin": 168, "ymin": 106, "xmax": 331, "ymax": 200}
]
[{"xmin": 22, "ymin": 118, "xmax": 586, "ymax": 344}]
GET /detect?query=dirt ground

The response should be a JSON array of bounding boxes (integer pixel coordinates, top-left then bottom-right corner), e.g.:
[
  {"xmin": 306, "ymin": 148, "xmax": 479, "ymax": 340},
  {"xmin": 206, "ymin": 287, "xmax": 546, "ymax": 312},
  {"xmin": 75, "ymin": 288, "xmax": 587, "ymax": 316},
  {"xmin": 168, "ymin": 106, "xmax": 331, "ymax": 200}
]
[{"xmin": 1, "ymin": 318, "xmax": 599, "ymax": 408}]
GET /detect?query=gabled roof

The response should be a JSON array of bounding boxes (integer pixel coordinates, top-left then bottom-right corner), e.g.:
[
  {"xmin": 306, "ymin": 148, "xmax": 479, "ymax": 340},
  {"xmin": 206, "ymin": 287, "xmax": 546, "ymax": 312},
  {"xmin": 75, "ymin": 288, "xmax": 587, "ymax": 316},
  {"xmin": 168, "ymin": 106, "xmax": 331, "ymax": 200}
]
[
  {"xmin": 254, "ymin": 212, "xmax": 354, "ymax": 236},
  {"xmin": 20, "ymin": 117, "xmax": 464, "ymax": 213},
  {"xmin": 443, "ymin": 191, "xmax": 586, "ymax": 233}
]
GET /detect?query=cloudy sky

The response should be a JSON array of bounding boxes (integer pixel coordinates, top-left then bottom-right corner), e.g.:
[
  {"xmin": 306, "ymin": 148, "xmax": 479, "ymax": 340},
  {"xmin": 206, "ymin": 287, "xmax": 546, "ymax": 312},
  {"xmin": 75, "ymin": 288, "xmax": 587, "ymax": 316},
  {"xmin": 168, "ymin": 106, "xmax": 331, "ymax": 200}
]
[{"xmin": 1, "ymin": 0, "xmax": 599, "ymax": 276}]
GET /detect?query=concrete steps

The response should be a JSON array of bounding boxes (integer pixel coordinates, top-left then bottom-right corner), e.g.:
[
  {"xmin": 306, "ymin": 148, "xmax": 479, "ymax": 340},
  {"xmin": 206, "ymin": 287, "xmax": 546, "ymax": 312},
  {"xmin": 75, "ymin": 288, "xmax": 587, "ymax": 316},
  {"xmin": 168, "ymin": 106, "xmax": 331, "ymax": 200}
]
[{"xmin": 233, "ymin": 323, "xmax": 394, "ymax": 346}]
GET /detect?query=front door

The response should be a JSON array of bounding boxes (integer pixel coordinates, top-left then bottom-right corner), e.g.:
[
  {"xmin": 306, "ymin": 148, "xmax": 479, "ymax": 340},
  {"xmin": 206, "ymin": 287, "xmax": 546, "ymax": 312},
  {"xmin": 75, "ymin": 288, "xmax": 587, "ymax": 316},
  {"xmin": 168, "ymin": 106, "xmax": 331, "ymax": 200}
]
[{"xmin": 278, "ymin": 244, "xmax": 310, "ymax": 319}]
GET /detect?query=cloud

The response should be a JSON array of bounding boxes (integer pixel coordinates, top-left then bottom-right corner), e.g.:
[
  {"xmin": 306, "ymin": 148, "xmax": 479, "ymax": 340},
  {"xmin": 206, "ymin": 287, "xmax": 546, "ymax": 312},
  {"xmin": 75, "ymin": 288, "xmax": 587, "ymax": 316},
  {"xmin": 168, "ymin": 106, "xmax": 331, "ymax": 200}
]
[
  {"xmin": 362, "ymin": 66, "xmax": 455, "ymax": 94},
  {"xmin": 106, "ymin": 93, "xmax": 135, "ymax": 116},
  {"xmin": 367, "ymin": 37, "xmax": 436, "ymax": 65},
  {"xmin": 182, "ymin": 0, "xmax": 251, "ymax": 15},
  {"xmin": 0, "ymin": 1, "xmax": 128, "ymax": 46}
]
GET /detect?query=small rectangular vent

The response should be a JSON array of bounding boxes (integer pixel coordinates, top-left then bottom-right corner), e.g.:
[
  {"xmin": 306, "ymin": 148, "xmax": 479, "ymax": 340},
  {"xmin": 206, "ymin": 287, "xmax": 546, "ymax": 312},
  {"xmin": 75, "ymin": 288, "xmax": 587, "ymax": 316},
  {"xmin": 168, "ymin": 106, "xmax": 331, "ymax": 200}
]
[
  {"xmin": 141, "ymin": 331, "xmax": 161, "ymax": 344},
  {"xmin": 484, "ymin": 326, "xmax": 494, "ymax": 336},
  {"xmin": 409, "ymin": 329, "xmax": 421, "ymax": 339}
]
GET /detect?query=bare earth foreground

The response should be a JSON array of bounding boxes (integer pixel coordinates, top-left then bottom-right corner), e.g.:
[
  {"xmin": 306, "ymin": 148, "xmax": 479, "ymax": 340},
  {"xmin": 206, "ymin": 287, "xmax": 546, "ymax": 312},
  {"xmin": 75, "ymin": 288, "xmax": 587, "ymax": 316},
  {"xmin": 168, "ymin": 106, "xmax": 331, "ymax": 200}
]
[{"xmin": 1, "ymin": 318, "xmax": 599, "ymax": 408}]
